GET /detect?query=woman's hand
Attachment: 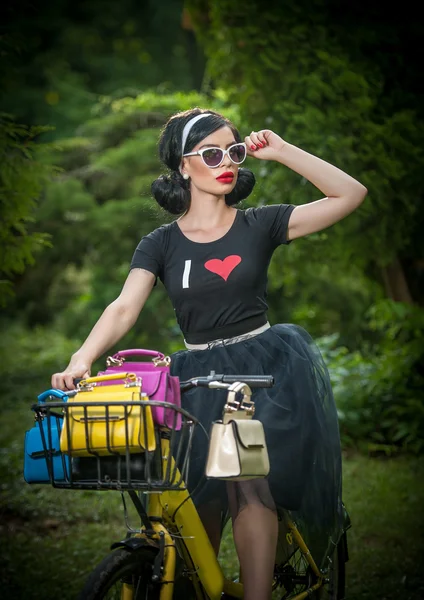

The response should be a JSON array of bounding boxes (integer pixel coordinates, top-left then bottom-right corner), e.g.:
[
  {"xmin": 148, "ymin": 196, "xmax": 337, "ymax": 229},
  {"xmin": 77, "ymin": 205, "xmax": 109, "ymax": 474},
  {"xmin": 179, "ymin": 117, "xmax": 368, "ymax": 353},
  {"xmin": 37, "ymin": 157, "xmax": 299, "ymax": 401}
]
[
  {"xmin": 51, "ymin": 355, "xmax": 91, "ymax": 391},
  {"xmin": 244, "ymin": 129, "xmax": 287, "ymax": 161},
  {"xmin": 49, "ymin": 271, "xmax": 156, "ymax": 392}
]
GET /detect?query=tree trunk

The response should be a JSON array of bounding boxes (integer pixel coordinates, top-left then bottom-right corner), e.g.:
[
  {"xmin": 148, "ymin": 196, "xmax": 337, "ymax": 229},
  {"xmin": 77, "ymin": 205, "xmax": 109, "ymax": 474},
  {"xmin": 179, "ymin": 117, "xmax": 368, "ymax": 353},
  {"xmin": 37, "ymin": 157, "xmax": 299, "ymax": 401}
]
[{"xmin": 381, "ymin": 257, "xmax": 414, "ymax": 304}]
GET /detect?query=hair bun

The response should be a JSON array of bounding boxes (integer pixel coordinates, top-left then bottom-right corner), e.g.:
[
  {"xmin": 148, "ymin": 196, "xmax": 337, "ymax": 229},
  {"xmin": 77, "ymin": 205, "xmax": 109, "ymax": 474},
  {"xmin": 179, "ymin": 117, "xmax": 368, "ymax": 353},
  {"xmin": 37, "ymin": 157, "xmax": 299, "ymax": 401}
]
[
  {"xmin": 151, "ymin": 172, "xmax": 190, "ymax": 215},
  {"xmin": 225, "ymin": 168, "xmax": 256, "ymax": 206},
  {"xmin": 151, "ymin": 168, "xmax": 255, "ymax": 214}
]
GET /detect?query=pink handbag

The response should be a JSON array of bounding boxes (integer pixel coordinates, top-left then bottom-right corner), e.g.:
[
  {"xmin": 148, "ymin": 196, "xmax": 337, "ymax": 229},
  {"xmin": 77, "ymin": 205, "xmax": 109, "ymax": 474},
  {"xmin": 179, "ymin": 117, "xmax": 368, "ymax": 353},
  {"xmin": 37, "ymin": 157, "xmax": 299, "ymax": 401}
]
[{"xmin": 97, "ymin": 349, "xmax": 182, "ymax": 430}]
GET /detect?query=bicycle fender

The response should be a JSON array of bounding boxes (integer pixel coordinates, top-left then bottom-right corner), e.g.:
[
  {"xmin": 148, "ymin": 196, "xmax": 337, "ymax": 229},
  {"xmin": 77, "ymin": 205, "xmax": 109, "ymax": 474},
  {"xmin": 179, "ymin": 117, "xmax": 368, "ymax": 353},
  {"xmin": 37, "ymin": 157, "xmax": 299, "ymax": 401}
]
[{"xmin": 110, "ymin": 535, "xmax": 159, "ymax": 552}]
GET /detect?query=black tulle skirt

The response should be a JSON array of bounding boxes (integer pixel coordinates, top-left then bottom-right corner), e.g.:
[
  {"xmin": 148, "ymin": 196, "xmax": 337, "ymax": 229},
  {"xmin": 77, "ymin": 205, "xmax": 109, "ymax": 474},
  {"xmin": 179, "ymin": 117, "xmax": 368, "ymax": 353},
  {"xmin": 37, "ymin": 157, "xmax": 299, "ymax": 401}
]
[{"xmin": 170, "ymin": 323, "xmax": 344, "ymax": 568}]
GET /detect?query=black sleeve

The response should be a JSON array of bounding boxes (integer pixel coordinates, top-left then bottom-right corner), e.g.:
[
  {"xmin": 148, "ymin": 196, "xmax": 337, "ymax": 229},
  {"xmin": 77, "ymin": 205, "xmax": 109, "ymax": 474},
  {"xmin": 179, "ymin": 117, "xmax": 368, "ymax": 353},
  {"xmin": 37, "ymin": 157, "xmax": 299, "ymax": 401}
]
[
  {"xmin": 130, "ymin": 227, "xmax": 164, "ymax": 281},
  {"xmin": 250, "ymin": 204, "xmax": 296, "ymax": 246}
]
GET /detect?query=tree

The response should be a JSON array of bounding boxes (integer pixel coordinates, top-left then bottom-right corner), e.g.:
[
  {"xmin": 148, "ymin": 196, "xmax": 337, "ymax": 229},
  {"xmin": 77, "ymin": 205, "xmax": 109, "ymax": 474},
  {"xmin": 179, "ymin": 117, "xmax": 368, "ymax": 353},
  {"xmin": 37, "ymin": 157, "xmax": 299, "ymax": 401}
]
[
  {"xmin": 0, "ymin": 114, "xmax": 56, "ymax": 306},
  {"xmin": 186, "ymin": 0, "xmax": 424, "ymax": 307},
  {"xmin": 1, "ymin": 0, "xmax": 205, "ymax": 140}
]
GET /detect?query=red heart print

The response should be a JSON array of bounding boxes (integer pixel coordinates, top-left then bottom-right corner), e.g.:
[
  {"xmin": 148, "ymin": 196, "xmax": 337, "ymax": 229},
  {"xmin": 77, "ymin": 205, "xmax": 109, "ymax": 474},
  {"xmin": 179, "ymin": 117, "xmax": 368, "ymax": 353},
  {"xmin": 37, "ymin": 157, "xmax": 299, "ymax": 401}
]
[{"xmin": 204, "ymin": 255, "xmax": 242, "ymax": 281}]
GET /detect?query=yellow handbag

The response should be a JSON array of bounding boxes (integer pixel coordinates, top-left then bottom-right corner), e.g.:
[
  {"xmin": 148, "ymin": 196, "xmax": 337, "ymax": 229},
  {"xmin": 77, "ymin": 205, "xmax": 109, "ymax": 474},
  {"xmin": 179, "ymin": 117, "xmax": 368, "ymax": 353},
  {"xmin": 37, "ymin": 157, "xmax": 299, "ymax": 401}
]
[
  {"xmin": 60, "ymin": 373, "xmax": 156, "ymax": 456},
  {"xmin": 205, "ymin": 382, "xmax": 270, "ymax": 481}
]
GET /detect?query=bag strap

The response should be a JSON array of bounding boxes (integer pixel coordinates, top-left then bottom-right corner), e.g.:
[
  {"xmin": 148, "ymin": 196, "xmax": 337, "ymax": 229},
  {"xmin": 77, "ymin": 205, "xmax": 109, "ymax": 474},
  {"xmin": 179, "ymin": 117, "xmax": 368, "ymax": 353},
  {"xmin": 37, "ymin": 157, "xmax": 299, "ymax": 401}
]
[{"xmin": 78, "ymin": 372, "xmax": 137, "ymax": 388}]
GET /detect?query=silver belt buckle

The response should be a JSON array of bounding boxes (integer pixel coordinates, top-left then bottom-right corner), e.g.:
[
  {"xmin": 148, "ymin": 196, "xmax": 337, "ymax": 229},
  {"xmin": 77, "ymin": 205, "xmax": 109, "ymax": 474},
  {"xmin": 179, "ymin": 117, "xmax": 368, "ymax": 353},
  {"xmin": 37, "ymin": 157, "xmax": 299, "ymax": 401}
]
[{"xmin": 207, "ymin": 338, "xmax": 225, "ymax": 349}]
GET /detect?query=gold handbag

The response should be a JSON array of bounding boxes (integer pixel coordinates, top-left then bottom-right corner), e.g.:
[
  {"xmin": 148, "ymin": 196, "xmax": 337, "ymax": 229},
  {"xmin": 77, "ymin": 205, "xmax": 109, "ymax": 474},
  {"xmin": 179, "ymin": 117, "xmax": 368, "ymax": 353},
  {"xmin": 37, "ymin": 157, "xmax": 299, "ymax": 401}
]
[
  {"xmin": 60, "ymin": 373, "xmax": 156, "ymax": 456},
  {"xmin": 205, "ymin": 382, "xmax": 270, "ymax": 481}
]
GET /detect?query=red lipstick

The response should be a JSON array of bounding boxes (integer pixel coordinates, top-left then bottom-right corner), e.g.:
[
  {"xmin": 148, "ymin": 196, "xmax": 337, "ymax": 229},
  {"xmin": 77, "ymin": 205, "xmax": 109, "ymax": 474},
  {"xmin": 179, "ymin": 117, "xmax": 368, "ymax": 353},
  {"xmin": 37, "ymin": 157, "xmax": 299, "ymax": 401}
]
[{"xmin": 216, "ymin": 171, "xmax": 234, "ymax": 183}]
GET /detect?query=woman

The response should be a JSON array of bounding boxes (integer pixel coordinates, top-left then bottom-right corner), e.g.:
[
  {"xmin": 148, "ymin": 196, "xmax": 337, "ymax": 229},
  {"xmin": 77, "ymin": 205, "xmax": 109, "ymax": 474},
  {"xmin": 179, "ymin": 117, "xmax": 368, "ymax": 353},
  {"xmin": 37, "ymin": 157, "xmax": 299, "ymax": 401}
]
[{"xmin": 52, "ymin": 108, "xmax": 367, "ymax": 600}]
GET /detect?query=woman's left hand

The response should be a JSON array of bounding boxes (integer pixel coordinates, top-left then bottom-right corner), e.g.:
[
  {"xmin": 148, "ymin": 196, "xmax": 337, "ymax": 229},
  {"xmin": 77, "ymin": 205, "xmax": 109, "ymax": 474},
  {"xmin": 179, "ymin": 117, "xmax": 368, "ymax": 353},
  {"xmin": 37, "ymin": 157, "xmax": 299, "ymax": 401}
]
[{"xmin": 244, "ymin": 129, "xmax": 287, "ymax": 161}]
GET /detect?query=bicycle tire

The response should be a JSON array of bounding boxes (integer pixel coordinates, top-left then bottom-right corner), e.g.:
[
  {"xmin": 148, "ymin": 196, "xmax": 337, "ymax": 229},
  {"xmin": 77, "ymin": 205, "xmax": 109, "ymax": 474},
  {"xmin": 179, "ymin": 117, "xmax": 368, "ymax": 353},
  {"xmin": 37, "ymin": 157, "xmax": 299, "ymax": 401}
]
[
  {"xmin": 274, "ymin": 536, "xmax": 346, "ymax": 600},
  {"xmin": 79, "ymin": 546, "xmax": 199, "ymax": 600},
  {"xmin": 313, "ymin": 539, "xmax": 345, "ymax": 600},
  {"xmin": 78, "ymin": 547, "xmax": 160, "ymax": 600}
]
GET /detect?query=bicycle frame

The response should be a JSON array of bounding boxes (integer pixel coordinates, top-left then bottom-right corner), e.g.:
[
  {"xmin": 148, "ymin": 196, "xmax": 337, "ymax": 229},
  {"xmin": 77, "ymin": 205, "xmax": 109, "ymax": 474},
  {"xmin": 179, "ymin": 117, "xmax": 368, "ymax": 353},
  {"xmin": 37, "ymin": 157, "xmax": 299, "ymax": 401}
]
[
  {"xmin": 125, "ymin": 435, "xmax": 326, "ymax": 600},
  {"xmin": 29, "ymin": 375, "xmax": 336, "ymax": 599}
]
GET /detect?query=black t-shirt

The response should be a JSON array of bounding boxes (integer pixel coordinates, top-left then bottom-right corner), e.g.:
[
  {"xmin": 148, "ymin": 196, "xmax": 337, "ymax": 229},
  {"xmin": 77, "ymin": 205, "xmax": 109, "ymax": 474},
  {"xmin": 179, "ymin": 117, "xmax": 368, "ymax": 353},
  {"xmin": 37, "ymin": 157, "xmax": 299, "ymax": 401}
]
[{"xmin": 130, "ymin": 204, "xmax": 295, "ymax": 344}]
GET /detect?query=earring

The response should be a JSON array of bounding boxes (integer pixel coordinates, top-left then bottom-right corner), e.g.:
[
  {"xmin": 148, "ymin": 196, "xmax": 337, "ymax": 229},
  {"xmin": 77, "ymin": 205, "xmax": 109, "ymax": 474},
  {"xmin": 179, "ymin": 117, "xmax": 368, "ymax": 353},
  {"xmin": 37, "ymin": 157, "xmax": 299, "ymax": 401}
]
[{"xmin": 183, "ymin": 173, "xmax": 189, "ymax": 180}]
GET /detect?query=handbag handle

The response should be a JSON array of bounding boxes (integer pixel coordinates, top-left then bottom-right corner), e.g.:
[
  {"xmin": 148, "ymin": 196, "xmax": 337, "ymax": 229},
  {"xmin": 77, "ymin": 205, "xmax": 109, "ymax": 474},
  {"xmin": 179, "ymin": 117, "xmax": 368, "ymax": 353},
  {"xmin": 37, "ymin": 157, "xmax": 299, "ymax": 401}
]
[
  {"xmin": 112, "ymin": 349, "xmax": 165, "ymax": 360},
  {"xmin": 78, "ymin": 372, "xmax": 137, "ymax": 387},
  {"xmin": 107, "ymin": 349, "xmax": 170, "ymax": 368},
  {"xmin": 37, "ymin": 389, "xmax": 69, "ymax": 404}
]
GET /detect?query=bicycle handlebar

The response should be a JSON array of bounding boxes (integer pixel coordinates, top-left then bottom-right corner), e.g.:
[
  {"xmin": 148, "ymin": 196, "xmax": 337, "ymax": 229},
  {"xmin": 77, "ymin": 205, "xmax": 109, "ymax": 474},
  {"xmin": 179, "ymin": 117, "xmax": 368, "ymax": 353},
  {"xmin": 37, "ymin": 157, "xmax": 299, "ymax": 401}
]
[
  {"xmin": 72, "ymin": 372, "xmax": 274, "ymax": 392},
  {"xmin": 179, "ymin": 373, "xmax": 274, "ymax": 392}
]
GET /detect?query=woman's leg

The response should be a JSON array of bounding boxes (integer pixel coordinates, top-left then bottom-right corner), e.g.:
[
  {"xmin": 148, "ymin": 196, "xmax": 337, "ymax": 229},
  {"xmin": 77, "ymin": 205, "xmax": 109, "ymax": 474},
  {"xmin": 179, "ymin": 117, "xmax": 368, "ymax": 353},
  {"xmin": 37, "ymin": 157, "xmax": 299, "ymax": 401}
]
[{"xmin": 227, "ymin": 480, "xmax": 278, "ymax": 600}]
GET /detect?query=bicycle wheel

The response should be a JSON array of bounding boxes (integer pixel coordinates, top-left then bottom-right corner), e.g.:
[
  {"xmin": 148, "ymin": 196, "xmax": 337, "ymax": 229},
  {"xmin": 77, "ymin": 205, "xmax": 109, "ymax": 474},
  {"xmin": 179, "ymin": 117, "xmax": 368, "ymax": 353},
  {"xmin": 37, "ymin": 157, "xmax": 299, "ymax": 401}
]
[
  {"xmin": 313, "ymin": 539, "xmax": 345, "ymax": 600},
  {"xmin": 78, "ymin": 547, "xmax": 160, "ymax": 600},
  {"xmin": 274, "ymin": 538, "xmax": 345, "ymax": 600}
]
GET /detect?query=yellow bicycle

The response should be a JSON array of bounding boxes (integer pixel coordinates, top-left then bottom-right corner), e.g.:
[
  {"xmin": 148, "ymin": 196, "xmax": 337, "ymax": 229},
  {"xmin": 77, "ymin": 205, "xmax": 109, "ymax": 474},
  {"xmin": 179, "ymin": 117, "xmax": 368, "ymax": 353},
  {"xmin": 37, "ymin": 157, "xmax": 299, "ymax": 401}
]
[{"xmin": 32, "ymin": 372, "xmax": 350, "ymax": 600}]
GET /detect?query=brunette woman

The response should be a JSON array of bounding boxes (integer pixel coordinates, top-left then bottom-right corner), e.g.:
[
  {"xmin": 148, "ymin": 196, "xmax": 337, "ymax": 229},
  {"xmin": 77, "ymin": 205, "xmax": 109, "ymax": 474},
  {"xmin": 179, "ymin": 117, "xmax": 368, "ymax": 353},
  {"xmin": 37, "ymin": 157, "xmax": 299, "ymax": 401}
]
[{"xmin": 52, "ymin": 108, "xmax": 367, "ymax": 600}]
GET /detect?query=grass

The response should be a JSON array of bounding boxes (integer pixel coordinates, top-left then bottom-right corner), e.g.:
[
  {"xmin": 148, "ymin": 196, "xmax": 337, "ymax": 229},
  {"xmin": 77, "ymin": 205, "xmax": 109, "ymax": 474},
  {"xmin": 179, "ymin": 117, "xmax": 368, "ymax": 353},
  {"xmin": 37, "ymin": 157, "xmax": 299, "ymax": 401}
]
[
  {"xmin": 1, "ymin": 404, "xmax": 424, "ymax": 599},
  {"xmin": 341, "ymin": 452, "xmax": 424, "ymax": 599}
]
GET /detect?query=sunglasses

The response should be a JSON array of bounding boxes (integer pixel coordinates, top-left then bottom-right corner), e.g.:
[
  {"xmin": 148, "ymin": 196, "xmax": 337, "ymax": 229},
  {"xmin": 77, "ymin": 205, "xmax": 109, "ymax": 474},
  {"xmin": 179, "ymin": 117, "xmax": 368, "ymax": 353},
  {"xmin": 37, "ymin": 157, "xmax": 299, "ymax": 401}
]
[{"xmin": 183, "ymin": 142, "xmax": 247, "ymax": 168}]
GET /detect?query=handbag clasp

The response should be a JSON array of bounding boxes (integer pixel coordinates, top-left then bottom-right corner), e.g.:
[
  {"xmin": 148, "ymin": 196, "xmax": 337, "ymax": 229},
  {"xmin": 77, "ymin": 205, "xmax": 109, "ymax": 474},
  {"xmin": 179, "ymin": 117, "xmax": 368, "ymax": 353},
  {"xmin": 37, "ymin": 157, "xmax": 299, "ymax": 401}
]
[
  {"xmin": 223, "ymin": 381, "xmax": 255, "ymax": 421},
  {"xmin": 152, "ymin": 356, "xmax": 171, "ymax": 367},
  {"xmin": 106, "ymin": 356, "xmax": 125, "ymax": 367}
]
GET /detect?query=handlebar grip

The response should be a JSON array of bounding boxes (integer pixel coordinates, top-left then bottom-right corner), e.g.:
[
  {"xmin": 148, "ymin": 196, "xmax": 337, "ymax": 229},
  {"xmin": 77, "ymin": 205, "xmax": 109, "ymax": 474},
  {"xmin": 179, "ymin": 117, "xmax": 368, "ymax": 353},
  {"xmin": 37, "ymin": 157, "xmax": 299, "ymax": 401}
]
[
  {"xmin": 179, "ymin": 374, "xmax": 275, "ymax": 392},
  {"xmin": 221, "ymin": 375, "xmax": 274, "ymax": 388}
]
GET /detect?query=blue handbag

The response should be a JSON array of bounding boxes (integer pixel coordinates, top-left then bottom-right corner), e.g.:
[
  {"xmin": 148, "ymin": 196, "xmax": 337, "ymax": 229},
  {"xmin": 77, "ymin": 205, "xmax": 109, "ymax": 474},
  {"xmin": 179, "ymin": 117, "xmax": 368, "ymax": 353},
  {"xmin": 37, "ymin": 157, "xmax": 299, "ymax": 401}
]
[{"xmin": 24, "ymin": 389, "xmax": 70, "ymax": 484}]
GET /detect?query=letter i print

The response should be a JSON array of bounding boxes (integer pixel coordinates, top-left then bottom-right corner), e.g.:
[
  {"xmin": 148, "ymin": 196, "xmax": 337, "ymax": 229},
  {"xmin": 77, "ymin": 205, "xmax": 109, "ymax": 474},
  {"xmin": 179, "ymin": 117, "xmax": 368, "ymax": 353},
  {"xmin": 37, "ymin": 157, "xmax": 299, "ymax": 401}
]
[{"xmin": 182, "ymin": 259, "xmax": 192, "ymax": 289}]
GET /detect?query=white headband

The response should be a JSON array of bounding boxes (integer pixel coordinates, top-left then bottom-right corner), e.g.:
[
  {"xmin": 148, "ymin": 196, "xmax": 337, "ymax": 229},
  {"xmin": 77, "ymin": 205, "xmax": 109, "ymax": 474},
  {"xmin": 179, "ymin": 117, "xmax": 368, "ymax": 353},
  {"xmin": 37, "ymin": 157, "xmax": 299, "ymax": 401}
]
[{"xmin": 181, "ymin": 113, "xmax": 212, "ymax": 156}]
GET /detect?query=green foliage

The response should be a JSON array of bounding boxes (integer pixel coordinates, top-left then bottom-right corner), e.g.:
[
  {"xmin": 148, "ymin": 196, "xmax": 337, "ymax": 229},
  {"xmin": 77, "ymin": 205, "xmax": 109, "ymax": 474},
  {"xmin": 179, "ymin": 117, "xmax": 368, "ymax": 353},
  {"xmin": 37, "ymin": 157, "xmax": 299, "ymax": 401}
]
[
  {"xmin": 2, "ymin": 2, "xmax": 422, "ymax": 458},
  {"xmin": 266, "ymin": 238, "xmax": 384, "ymax": 342},
  {"xmin": 319, "ymin": 300, "xmax": 424, "ymax": 454},
  {"xmin": 1, "ymin": 0, "xmax": 204, "ymax": 140},
  {"xmin": 188, "ymin": 0, "xmax": 424, "ymax": 301},
  {"xmin": 0, "ymin": 114, "xmax": 58, "ymax": 306},
  {"xmin": 0, "ymin": 322, "xmax": 81, "ymax": 403},
  {"xmin": 5, "ymin": 90, "xmax": 241, "ymax": 349},
  {"xmin": 88, "ymin": 129, "xmax": 160, "ymax": 200},
  {"xmin": 51, "ymin": 137, "xmax": 96, "ymax": 171}
]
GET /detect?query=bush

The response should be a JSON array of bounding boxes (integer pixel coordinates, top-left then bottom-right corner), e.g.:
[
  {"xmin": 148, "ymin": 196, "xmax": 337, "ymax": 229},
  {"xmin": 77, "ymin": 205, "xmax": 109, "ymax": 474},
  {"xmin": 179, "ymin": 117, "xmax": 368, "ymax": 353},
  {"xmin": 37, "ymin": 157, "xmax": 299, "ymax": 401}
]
[
  {"xmin": 319, "ymin": 300, "xmax": 424, "ymax": 454},
  {"xmin": 0, "ymin": 115, "xmax": 57, "ymax": 306},
  {"xmin": 0, "ymin": 322, "xmax": 81, "ymax": 404}
]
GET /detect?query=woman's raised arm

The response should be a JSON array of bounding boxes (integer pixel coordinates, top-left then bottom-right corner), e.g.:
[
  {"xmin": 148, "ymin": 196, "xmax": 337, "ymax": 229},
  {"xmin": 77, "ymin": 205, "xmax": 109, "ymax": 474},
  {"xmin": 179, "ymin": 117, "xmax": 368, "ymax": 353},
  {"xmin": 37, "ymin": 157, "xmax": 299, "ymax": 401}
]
[
  {"xmin": 245, "ymin": 130, "xmax": 368, "ymax": 241},
  {"xmin": 273, "ymin": 142, "xmax": 367, "ymax": 241},
  {"xmin": 51, "ymin": 268, "xmax": 156, "ymax": 390}
]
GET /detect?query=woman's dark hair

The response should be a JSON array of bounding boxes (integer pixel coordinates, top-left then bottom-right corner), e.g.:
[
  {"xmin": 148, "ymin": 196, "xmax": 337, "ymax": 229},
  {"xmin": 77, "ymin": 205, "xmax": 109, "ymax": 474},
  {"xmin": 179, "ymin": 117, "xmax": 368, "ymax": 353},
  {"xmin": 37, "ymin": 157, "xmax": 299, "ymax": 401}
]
[{"xmin": 151, "ymin": 108, "xmax": 255, "ymax": 215}]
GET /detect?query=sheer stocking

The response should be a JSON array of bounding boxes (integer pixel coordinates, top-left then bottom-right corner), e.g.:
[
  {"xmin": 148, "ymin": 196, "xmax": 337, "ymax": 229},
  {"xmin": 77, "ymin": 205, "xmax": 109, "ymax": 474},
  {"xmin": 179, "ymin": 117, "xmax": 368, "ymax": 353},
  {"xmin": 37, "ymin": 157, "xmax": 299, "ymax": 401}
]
[{"xmin": 228, "ymin": 480, "xmax": 278, "ymax": 600}]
